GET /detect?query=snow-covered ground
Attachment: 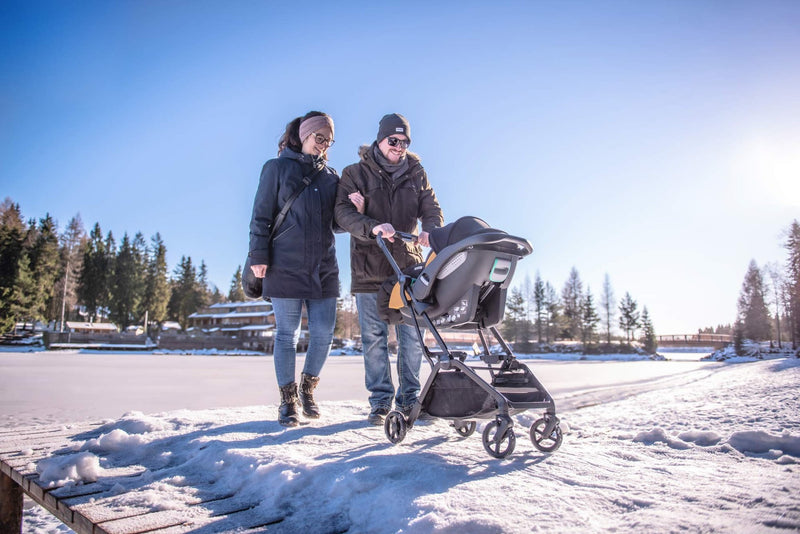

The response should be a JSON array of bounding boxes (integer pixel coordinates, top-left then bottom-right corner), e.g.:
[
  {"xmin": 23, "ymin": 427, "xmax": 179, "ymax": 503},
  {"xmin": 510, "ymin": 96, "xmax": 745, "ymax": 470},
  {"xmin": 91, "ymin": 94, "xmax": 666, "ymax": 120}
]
[{"xmin": 1, "ymin": 349, "xmax": 798, "ymax": 533}]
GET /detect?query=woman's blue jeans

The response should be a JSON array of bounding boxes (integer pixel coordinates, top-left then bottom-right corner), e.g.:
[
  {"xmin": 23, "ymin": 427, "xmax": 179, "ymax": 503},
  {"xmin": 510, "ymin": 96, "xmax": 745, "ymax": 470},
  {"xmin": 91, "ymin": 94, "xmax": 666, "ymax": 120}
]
[
  {"xmin": 355, "ymin": 292, "xmax": 423, "ymax": 412},
  {"xmin": 271, "ymin": 297, "xmax": 337, "ymax": 387}
]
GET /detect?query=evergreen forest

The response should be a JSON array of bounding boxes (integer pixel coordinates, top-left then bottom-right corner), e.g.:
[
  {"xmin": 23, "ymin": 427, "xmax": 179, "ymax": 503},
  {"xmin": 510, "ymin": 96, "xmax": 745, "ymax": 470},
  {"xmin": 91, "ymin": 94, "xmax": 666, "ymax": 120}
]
[{"xmin": 2, "ymin": 197, "xmax": 799, "ymax": 354}]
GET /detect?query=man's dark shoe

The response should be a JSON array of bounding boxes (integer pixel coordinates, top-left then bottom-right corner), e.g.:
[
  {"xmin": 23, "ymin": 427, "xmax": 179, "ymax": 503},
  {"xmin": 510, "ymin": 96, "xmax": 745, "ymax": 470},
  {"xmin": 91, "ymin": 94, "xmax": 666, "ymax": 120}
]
[{"xmin": 367, "ymin": 407, "xmax": 390, "ymax": 425}]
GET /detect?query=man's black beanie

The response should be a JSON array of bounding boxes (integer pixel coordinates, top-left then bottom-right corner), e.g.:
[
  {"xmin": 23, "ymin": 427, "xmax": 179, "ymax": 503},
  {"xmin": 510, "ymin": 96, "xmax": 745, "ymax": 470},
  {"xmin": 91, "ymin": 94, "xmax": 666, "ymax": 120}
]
[{"xmin": 377, "ymin": 113, "xmax": 411, "ymax": 144}]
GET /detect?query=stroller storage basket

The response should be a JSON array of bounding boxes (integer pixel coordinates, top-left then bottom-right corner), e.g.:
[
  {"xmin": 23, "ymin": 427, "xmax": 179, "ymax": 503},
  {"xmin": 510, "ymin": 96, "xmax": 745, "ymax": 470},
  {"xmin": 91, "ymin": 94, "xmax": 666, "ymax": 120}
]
[
  {"xmin": 492, "ymin": 368, "xmax": 549, "ymax": 404},
  {"xmin": 423, "ymin": 370, "xmax": 497, "ymax": 419}
]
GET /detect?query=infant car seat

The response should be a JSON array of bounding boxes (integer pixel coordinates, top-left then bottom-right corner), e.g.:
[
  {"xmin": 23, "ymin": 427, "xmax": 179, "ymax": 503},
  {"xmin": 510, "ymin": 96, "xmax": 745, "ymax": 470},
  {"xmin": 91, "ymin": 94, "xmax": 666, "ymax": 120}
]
[{"xmin": 377, "ymin": 216, "xmax": 532, "ymax": 329}]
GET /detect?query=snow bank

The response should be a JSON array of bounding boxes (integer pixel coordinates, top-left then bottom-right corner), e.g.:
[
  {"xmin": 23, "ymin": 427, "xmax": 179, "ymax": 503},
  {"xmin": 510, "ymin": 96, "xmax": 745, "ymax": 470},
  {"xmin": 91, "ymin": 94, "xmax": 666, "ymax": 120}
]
[
  {"xmin": 633, "ymin": 427, "xmax": 692, "ymax": 449},
  {"xmin": 632, "ymin": 426, "xmax": 800, "ymax": 460},
  {"xmin": 727, "ymin": 430, "xmax": 800, "ymax": 459},
  {"xmin": 37, "ymin": 452, "xmax": 102, "ymax": 486},
  {"xmin": 706, "ymin": 341, "xmax": 798, "ymax": 361}
]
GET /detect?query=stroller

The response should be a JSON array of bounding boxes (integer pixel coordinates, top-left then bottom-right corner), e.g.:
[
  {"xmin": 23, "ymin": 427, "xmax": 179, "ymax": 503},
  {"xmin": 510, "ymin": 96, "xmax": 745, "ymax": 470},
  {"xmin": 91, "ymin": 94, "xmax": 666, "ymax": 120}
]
[{"xmin": 375, "ymin": 216, "xmax": 562, "ymax": 459}]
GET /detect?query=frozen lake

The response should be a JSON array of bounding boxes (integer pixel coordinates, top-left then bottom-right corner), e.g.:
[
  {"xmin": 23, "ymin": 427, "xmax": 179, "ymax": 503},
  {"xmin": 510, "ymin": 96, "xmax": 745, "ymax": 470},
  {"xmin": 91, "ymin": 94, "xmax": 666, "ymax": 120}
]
[{"xmin": 0, "ymin": 349, "xmax": 715, "ymax": 428}]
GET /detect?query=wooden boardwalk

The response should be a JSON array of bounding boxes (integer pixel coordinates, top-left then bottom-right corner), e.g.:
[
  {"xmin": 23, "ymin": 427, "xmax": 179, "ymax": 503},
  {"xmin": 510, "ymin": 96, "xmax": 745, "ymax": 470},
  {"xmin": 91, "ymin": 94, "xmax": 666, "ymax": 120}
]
[{"xmin": 0, "ymin": 423, "xmax": 282, "ymax": 533}]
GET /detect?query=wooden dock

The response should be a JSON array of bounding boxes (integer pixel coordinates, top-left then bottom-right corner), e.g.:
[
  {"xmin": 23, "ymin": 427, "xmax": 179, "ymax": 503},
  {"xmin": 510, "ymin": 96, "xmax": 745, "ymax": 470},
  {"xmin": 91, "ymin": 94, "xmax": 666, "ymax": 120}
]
[{"xmin": 0, "ymin": 423, "xmax": 282, "ymax": 533}]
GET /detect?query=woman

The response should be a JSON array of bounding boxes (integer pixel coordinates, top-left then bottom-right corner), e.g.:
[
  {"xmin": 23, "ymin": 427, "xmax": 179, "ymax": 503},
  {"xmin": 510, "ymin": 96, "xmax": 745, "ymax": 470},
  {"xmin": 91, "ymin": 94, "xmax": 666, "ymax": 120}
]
[{"xmin": 248, "ymin": 111, "xmax": 340, "ymax": 427}]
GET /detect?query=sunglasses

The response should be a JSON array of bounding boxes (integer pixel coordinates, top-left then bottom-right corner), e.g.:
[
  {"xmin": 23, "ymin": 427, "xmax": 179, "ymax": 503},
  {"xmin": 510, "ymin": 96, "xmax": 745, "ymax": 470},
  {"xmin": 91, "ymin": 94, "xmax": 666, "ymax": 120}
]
[
  {"xmin": 313, "ymin": 133, "xmax": 335, "ymax": 147},
  {"xmin": 386, "ymin": 136, "xmax": 410, "ymax": 149}
]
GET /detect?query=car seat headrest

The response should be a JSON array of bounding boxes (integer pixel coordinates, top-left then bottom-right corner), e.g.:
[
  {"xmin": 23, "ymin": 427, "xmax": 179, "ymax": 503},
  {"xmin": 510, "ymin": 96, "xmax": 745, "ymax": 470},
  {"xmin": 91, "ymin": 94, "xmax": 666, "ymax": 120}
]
[{"xmin": 430, "ymin": 216, "xmax": 499, "ymax": 252}]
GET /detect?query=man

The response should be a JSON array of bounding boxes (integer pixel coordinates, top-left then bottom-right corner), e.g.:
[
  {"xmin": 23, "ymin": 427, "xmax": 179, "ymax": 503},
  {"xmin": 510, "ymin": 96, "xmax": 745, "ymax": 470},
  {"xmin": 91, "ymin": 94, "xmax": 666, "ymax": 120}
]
[{"xmin": 335, "ymin": 113, "xmax": 444, "ymax": 425}]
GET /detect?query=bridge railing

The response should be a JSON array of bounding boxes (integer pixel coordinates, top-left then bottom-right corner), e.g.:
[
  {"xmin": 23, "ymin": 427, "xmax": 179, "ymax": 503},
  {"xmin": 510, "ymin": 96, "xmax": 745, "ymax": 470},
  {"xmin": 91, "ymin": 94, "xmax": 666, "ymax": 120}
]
[{"xmin": 657, "ymin": 334, "xmax": 732, "ymax": 343}]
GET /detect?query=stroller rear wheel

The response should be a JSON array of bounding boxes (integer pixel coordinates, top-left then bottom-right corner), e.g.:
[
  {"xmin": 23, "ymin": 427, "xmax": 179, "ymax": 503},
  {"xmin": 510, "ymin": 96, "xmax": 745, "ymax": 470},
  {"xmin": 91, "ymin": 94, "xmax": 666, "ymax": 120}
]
[
  {"xmin": 384, "ymin": 411, "xmax": 408, "ymax": 444},
  {"xmin": 453, "ymin": 420, "xmax": 476, "ymax": 437},
  {"xmin": 482, "ymin": 420, "xmax": 516, "ymax": 458},
  {"xmin": 530, "ymin": 416, "xmax": 563, "ymax": 452}
]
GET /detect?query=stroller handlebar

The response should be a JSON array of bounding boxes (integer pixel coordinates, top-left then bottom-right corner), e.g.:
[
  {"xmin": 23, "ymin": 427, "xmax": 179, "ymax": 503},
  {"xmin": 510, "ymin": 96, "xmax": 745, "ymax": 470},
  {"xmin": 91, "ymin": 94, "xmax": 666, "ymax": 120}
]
[
  {"xmin": 374, "ymin": 232, "xmax": 409, "ymax": 279},
  {"xmin": 376, "ymin": 230, "xmax": 417, "ymax": 243}
]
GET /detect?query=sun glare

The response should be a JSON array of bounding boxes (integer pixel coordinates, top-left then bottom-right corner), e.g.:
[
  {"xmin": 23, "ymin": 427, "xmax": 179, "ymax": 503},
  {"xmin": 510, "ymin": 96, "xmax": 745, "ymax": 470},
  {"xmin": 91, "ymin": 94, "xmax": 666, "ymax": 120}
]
[{"xmin": 739, "ymin": 135, "xmax": 800, "ymax": 206}]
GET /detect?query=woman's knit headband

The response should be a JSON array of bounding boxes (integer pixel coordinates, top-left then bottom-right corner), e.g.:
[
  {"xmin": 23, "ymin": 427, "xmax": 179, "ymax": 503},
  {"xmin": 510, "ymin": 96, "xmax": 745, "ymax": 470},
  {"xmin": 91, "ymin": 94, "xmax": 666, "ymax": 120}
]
[{"xmin": 299, "ymin": 115, "xmax": 334, "ymax": 142}]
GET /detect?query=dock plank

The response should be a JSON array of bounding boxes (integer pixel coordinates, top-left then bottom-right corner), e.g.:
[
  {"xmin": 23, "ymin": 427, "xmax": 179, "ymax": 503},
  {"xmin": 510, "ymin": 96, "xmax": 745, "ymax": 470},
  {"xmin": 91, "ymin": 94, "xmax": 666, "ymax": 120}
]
[
  {"xmin": 0, "ymin": 419, "xmax": 291, "ymax": 534},
  {"xmin": 0, "ymin": 422, "xmax": 204, "ymax": 534}
]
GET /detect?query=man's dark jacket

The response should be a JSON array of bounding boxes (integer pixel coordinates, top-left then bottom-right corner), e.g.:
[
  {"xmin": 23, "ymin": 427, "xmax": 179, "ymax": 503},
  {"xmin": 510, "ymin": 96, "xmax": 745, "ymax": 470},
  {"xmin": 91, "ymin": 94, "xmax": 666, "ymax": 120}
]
[
  {"xmin": 335, "ymin": 143, "xmax": 443, "ymax": 293},
  {"xmin": 249, "ymin": 149, "xmax": 340, "ymax": 299}
]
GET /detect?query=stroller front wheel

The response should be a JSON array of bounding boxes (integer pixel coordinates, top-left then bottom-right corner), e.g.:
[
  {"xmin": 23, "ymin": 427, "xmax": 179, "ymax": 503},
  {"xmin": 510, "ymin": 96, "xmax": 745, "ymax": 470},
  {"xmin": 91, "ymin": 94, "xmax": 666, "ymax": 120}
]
[
  {"xmin": 530, "ymin": 417, "xmax": 563, "ymax": 453},
  {"xmin": 482, "ymin": 420, "xmax": 516, "ymax": 458},
  {"xmin": 384, "ymin": 411, "xmax": 408, "ymax": 444}
]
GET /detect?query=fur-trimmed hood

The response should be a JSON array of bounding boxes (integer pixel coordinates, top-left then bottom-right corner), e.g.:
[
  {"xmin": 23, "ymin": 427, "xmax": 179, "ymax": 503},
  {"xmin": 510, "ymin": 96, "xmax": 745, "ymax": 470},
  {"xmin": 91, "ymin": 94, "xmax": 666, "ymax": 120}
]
[{"xmin": 357, "ymin": 142, "xmax": 421, "ymax": 168}]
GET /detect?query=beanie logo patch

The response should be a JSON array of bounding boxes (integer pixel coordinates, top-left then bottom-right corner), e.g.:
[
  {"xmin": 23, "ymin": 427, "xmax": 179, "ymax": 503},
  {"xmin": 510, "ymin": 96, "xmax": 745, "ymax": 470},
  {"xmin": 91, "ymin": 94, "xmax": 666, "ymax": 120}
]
[{"xmin": 396, "ymin": 127, "xmax": 404, "ymax": 132}]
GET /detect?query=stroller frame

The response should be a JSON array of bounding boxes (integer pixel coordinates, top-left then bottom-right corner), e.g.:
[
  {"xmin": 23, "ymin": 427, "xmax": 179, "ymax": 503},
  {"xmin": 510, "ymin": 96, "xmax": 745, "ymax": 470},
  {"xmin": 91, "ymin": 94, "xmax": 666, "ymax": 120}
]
[{"xmin": 375, "ymin": 230, "xmax": 563, "ymax": 458}]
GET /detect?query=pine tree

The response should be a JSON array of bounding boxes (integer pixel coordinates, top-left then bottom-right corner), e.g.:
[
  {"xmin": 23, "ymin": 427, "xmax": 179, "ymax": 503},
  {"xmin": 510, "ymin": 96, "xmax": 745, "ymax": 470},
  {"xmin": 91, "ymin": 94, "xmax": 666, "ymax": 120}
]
[
  {"xmin": 580, "ymin": 288, "xmax": 600, "ymax": 345},
  {"xmin": 779, "ymin": 277, "xmax": 793, "ymax": 347},
  {"xmin": 131, "ymin": 232, "xmax": 148, "ymax": 320},
  {"xmin": 600, "ymin": 273, "xmax": 615, "ymax": 344},
  {"xmin": 764, "ymin": 262, "xmax": 784, "ymax": 348},
  {"xmin": 168, "ymin": 256, "xmax": 205, "ymax": 329},
  {"xmin": 784, "ymin": 220, "xmax": 800, "ymax": 349},
  {"xmin": 618, "ymin": 292, "xmax": 640, "ymax": 343},
  {"xmin": 27, "ymin": 214, "xmax": 61, "ymax": 324},
  {"xmin": 503, "ymin": 287, "xmax": 527, "ymax": 347},
  {"xmin": 78, "ymin": 224, "xmax": 110, "ymax": 322},
  {"xmin": 110, "ymin": 233, "xmax": 145, "ymax": 329},
  {"xmin": 6, "ymin": 252, "xmax": 37, "ymax": 331},
  {"xmin": 523, "ymin": 273, "xmax": 534, "ymax": 327},
  {"xmin": 533, "ymin": 272, "xmax": 546, "ymax": 343},
  {"xmin": 733, "ymin": 320, "xmax": 745, "ymax": 355},
  {"xmin": 53, "ymin": 215, "xmax": 86, "ymax": 329},
  {"xmin": 228, "ymin": 265, "xmax": 246, "ymax": 302},
  {"xmin": 102, "ymin": 231, "xmax": 116, "ymax": 320},
  {"xmin": 209, "ymin": 286, "xmax": 226, "ymax": 304},
  {"xmin": 737, "ymin": 260, "xmax": 771, "ymax": 341},
  {"xmin": 641, "ymin": 306, "xmax": 657, "ymax": 354},
  {"xmin": 142, "ymin": 233, "xmax": 171, "ymax": 330},
  {"xmin": 561, "ymin": 267, "xmax": 583, "ymax": 340},
  {"xmin": 0, "ymin": 199, "xmax": 26, "ymax": 333},
  {"xmin": 544, "ymin": 282, "xmax": 561, "ymax": 343},
  {"xmin": 198, "ymin": 261, "xmax": 212, "ymax": 307}
]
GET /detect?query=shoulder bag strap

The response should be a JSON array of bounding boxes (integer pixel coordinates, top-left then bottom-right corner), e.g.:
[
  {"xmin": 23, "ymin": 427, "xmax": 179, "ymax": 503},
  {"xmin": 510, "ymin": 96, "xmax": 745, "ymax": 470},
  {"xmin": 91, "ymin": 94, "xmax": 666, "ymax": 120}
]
[{"xmin": 268, "ymin": 166, "xmax": 324, "ymax": 243}]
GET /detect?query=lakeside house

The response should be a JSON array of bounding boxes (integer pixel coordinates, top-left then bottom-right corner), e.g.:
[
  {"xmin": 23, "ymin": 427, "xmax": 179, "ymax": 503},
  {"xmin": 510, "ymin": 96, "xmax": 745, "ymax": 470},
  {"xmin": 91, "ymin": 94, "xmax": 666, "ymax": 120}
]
[
  {"xmin": 187, "ymin": 300, "xmax": 286, "ymax": 351},
  {"xmin": 64, "ymin": 321, "xmax": 119, "ymax": 334}
]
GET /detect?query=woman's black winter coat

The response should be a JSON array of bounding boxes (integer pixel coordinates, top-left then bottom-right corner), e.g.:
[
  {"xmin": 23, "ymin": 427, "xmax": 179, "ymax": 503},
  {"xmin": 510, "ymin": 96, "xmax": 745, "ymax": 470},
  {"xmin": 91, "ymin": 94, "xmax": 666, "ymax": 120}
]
[{"xmin": 248, "ymin": 149, "xmax": 340, "ymax": 299}]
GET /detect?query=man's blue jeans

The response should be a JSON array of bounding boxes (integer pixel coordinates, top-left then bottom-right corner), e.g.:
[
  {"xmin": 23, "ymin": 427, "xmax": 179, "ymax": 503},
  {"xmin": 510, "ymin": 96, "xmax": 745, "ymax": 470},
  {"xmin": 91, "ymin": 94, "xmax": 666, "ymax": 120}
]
[
  {"xmin": 355, "ymin": 292, "xmax": 424, "ymax": 412},
  {"xmin": 271, "ymin": 297, "xmax": 337, "ymax": 387}
]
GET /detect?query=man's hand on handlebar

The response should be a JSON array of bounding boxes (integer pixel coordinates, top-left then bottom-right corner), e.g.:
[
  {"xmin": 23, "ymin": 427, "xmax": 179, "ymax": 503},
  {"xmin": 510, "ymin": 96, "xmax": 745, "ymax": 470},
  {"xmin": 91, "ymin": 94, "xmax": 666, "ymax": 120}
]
[
  {"xmin": 373, "ymin": 223, "xmax": 427, "ymax": 246},
  {"xmin": 372, "ymin": 223, "xmax": 397, "ymax": 242},
  {"xmin": 418, "ymin": 231, "xmax": 430, "ymax": 248}
]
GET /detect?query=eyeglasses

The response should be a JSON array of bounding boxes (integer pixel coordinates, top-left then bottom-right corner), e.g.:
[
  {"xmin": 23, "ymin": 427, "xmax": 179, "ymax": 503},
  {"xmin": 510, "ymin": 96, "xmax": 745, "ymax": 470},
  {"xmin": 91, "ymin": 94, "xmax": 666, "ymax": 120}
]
[
  {"xmin": 386, "ymin": 136, "xmax": 409, "ymax": 149},
  {"xmin": 313, "ymin": 133, "xmax": 335, "ymax": 147}
]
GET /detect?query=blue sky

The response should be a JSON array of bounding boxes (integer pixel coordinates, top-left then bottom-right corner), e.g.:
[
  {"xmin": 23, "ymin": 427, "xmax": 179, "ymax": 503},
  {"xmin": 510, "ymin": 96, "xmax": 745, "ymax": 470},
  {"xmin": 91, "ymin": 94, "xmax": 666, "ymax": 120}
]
[{"xmin": 2, "ymin": 0, "xmax": 799, "ymax": 335}]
